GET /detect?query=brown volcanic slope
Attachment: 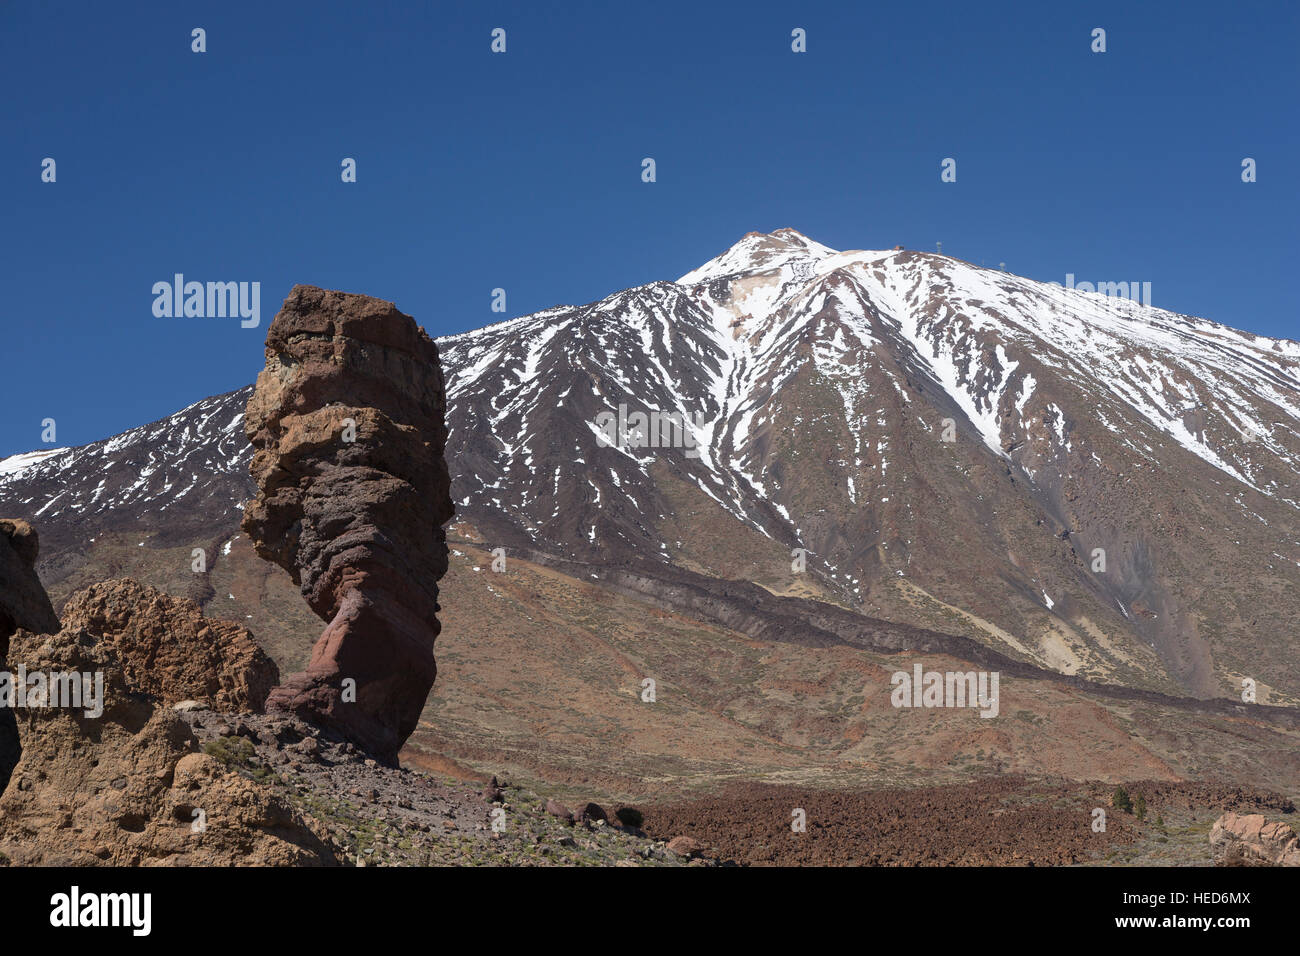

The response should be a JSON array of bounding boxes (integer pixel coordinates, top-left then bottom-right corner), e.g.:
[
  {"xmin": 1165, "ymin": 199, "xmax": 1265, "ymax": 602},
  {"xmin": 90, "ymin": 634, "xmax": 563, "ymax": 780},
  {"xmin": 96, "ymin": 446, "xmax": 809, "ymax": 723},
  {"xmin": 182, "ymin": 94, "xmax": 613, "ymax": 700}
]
[
  {"xmin": 3, "ymin": 237, "xmax": 1299, "ymax": 809},
  {"xmin": 408, "ymin": 533, "xmax": 1300, "ymax": 800}
]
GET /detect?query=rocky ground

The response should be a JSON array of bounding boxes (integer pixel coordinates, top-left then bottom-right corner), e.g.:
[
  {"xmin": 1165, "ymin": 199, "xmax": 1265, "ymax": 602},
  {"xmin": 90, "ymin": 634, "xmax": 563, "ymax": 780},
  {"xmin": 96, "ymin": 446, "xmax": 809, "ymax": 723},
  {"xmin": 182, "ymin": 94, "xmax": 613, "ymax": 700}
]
[
  {"xmin": 95, "ymin": 697, "xmax": 1300, "ymax": 868},
  {"xmin": 175, "ymin": 704, "xmax": 708, "ymax": 867},
  {"xmin": 639, "ymin": 777, "xmax": 1296, "ymax": 866},
  {"xmin": 144, "ymin": 695, "xmax": 1300, "ymax": 868}
]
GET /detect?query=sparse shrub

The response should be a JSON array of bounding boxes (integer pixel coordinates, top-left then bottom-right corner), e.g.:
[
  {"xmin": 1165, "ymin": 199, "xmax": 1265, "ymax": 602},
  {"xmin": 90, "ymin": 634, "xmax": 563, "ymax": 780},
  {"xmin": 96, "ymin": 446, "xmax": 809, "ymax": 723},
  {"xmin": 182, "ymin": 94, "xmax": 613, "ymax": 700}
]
[
  {"xmin": 1135, "ymin": 792, "xmax": 1147, "ymax": 822},
  {"xmin": 204, "ymin": 734, "xmax": 256, "ymax": 764},
  {"xmin": 203, "ymin": 735, "xmax": 273, "ymax": 782},
  {"xmin": 1112, "ymin": 786, "xmax": 1133, "ymax": 814}
]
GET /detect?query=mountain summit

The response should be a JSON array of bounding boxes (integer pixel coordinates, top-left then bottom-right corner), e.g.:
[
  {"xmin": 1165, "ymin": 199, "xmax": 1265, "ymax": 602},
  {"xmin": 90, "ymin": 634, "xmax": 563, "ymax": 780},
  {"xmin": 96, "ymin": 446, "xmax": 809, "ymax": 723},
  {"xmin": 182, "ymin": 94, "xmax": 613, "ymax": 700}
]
[{"xmin": 676, "ymin": 227, "xmax": 839, "ymax": 285}]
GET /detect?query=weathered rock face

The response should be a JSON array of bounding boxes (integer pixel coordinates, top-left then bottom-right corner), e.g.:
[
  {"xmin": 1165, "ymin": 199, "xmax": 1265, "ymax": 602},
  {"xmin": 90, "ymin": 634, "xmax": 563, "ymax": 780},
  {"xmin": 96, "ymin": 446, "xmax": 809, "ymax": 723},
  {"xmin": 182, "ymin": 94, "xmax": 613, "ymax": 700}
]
[
  {"xmin": 0, "ymin": 519, "xmax": 60, "ymax": 793},
  {"xmin": 1210, "ymin": 811, "xmax": 1300, "ymax": 866},
  {"xmin": 0, "ymin": 519, "xmax": 59, "ymax": 650},
  {"xmin": 60, "ymin": 578, "xmax": 279, "ymax": 712},
  {"xmin": 0, "ymin": 623, "xmax": 337, "ymax": 866},
  {"xmin": 241, "ymin": 285, "xmax": 454, "ymax": 764}
]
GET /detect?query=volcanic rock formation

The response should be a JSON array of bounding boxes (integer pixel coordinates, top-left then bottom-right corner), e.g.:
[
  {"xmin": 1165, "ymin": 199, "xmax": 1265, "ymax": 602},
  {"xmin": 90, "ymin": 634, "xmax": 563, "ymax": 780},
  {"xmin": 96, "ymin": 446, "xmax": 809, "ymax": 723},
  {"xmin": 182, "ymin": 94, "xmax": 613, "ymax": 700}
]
[
  {"xmin": 0, "ymin": 518, "xmax": 60, "ymax": 792},
  {"xmin": 0, "ymin": 616, "xmax": 337, "ymax": 866},
  {"xmin": 61, "ymin": 578, "xmax": 279, "ymax": 712},
  {"xmin": 0, "ymin": 519, "xmax": 59, "ymax": 642},
  {"xmin": 1211, "ymin": 811, "xmax": 1300, "ymax": 866},
  {"xmin": 241, "ymin": 285, "xmax": 454, "ymax": 764}
]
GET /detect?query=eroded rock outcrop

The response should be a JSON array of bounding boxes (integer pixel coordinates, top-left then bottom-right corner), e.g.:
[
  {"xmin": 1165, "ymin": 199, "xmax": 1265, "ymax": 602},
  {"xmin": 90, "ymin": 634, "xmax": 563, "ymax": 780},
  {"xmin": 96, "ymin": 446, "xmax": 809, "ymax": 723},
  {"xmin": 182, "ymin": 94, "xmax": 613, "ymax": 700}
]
[
  {"xmin": 0, "ymin": 519, "xmax": 60, "ymax": 792},
  {"xmin": 0, "ymin": 608, "xmax": 337, "ymax": 865},
  {"xmin": 241, "ymin": 285, "xmax": 454, "ymax": 764},
  {"xmin": 1210, "ymin": 811, "xmax": 1300, "ymax": 866},
  {"xmin": 61, "ymin": 578, "xmax": 279, "ymax": 712}
]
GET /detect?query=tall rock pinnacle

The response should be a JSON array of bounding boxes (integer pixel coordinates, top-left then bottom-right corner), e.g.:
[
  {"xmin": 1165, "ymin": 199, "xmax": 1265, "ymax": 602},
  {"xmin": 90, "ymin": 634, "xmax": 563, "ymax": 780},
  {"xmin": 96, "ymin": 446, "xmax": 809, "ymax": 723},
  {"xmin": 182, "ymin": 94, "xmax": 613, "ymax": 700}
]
[{"xmin": 241, "ymin": 286, "xmax": 455, "ymax": 764}]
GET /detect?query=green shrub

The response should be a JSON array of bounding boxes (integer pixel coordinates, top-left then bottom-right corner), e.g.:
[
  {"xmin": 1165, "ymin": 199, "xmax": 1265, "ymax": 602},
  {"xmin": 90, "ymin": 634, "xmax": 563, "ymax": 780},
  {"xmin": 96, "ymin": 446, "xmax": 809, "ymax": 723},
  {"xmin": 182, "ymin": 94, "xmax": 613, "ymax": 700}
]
[
  {"xmin": 203, "ymin": 736, "xmax": 273, "ymax": 783},
  {"xmin": 1112, "ymin": 786, "xmax": 1133, "ymax": 814}
]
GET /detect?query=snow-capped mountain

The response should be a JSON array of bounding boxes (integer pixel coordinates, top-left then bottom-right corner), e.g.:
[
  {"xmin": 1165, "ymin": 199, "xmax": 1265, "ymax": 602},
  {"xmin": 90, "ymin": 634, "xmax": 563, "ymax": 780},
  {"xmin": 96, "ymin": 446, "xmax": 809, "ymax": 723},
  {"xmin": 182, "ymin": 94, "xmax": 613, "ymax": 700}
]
[
  {"xmin": 444, "ymin": 228, "xmax": 1300, "ymax": 530},
  {"xmin": 4, "ymin": 229, "xmax": 1298, "ymax": 703},
  {"xmin": 0, "ymin": 389, "xmax": 255, "ymax": 552},
  {"xmin": 438, "ymin": 228, "xmax": 1300, "ymax": 701}
]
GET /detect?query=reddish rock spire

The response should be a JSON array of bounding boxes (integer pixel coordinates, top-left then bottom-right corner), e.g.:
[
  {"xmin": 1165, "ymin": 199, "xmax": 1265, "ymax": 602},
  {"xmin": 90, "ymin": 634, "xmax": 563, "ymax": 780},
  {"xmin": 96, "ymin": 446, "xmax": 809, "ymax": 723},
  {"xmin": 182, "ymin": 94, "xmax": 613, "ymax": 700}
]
[{"xmin": 241, "ymin": 286, "xmax": 455, "ymax": 764}]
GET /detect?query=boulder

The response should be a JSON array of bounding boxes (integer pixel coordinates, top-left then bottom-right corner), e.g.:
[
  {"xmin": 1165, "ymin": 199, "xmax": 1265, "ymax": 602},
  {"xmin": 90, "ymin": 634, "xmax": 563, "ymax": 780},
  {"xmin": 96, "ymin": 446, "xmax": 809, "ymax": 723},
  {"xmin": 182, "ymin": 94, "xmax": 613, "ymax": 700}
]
[
  {"xmin": 545, "ymin": 799, "xmax": 575, "ymax": 824},
  {"xmin": 666, "ymin": 835, "xmax": 704, "ymax": 858},
  {"xmin": 60, "ymin": 578, "xmax": 278, "ymax": 713},
  {"xmin": 1210, "ymin": 811, "xmax": 1300, "ymax": 866}
]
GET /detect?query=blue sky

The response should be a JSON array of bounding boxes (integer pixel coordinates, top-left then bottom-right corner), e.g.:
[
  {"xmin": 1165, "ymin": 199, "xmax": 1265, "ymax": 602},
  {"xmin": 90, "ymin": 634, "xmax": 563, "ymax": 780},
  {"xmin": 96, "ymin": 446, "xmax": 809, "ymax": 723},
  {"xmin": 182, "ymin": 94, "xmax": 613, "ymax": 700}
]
[{"xmin": 2, "ymin": 0, "xmax": 1296, "ymax": 457}]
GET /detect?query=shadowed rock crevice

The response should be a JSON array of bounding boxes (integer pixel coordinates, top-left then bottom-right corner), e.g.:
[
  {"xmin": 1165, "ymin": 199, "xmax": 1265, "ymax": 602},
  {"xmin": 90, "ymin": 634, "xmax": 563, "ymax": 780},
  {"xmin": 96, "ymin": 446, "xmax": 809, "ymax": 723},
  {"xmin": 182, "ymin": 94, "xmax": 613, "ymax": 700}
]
[
  {"xmin": 0, "ymin": 519, "xmax": 60, "ymax": 793},
  {"xmin": 241, "ymin": 286, "xmax": 455, "ymax": 764}
]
